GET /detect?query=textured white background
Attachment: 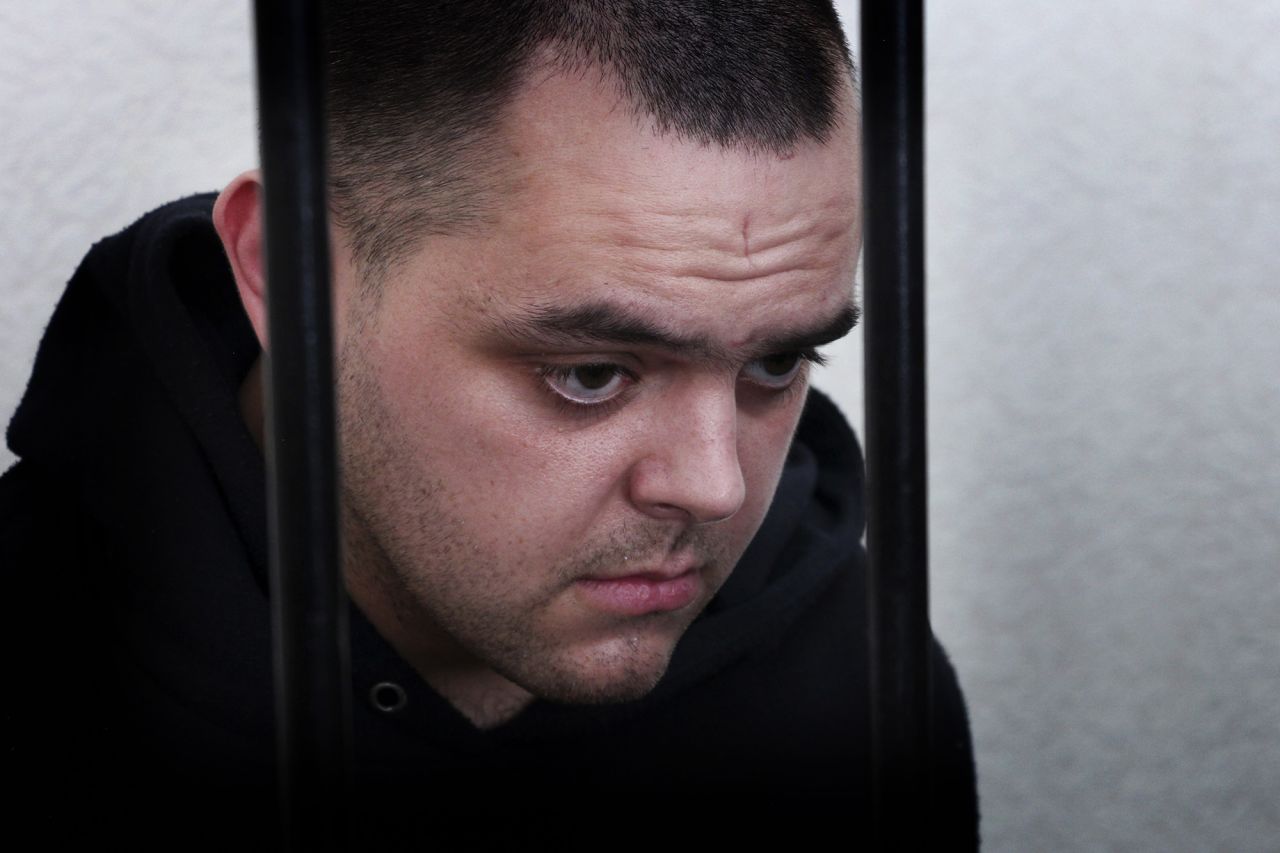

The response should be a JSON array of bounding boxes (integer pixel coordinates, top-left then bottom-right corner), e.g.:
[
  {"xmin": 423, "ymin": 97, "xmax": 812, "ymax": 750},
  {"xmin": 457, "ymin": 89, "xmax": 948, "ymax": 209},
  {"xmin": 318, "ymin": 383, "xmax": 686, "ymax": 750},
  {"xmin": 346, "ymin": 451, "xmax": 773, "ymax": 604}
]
[{"xmin": 3, "ymin": 2, "xmax": 1278, "ymax": 849}]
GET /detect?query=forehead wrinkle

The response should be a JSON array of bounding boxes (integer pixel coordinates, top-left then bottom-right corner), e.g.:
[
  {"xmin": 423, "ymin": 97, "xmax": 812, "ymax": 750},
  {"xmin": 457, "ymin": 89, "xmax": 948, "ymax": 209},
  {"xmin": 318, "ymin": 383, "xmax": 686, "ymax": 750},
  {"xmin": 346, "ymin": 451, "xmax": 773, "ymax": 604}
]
[
  {"xmin": 740, "ymin": 195, "xmax": 859, "ymax": 256},
  {"xmin": 567, "ymin": 195, "xmax": 858, "ymax": 285},
  {"xmin": 586, "ymin": 189, "xmax": 855, "ymax": 246}
]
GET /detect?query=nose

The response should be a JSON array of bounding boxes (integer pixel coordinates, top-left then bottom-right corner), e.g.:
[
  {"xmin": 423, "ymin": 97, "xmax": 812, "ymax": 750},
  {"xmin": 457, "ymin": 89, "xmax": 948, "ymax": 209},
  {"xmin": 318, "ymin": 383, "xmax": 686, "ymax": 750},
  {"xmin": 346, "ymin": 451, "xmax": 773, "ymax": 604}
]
[{"xmin": 628, "ymin": 388, "xmax": 747, "ymax": 524}]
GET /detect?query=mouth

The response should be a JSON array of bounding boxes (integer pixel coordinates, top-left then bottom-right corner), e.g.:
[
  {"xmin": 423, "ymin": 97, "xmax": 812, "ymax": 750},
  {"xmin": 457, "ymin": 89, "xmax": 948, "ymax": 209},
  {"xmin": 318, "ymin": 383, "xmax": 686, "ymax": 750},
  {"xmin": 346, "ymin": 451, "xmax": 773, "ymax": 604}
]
[{"xmin": 573, "ymin": 557, "xmax": 703, "ymax": 616}]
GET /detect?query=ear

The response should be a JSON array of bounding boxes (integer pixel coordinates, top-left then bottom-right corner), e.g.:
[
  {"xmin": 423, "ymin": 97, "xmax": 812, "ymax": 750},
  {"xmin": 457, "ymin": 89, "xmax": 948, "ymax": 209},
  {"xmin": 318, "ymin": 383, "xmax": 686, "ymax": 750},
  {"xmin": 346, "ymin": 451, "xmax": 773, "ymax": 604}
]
[{"xmin": 213, "ymin": 170, "xmax": 269, "ymax": 349}]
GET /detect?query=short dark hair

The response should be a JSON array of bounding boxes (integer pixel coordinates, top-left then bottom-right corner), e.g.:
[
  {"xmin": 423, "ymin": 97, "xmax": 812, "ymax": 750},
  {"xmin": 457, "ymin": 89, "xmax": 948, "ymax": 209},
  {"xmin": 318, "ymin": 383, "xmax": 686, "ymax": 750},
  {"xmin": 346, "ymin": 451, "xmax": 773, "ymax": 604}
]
[{"xmin": 324, "ymin": 0, "xmax": 855, "ymax": 279}]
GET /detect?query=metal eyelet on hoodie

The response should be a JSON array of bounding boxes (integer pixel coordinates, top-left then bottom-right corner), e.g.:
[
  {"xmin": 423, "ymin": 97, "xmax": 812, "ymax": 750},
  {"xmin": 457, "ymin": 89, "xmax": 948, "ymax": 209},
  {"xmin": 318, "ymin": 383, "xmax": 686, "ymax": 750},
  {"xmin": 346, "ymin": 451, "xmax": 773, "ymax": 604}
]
[{"xmin": 369, "ymin": 681, "xmax": 408, "ymax": 713}]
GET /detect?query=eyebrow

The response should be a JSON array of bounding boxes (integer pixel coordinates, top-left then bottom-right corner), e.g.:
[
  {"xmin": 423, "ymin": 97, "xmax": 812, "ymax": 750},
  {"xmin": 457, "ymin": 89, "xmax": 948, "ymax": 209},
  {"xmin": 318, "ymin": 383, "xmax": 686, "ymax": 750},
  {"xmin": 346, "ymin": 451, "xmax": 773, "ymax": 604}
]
[{"xmin": 496, "ymin": 298, "xmax": 860, "ymax": 363}]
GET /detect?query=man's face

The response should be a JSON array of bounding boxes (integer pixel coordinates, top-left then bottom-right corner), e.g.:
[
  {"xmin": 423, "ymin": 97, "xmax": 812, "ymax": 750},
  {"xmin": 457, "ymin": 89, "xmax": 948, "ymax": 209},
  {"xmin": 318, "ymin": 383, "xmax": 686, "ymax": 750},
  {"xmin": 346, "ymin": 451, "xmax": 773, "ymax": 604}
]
[{"xmin": 334, "ymin": 67, "xmax": 861, "ymax": 708}]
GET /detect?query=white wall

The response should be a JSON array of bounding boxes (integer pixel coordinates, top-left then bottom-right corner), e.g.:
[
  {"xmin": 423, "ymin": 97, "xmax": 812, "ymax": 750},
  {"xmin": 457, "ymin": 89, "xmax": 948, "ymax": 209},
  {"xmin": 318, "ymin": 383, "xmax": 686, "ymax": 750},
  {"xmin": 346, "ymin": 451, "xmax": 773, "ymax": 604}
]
[
  {"xmin": 894, "ymin": 2, "xmax": 1280, "ymax": 849},
  {"xmin": 0, "ymin": 0, "xmax": 256, "ymax": 465},
  {"xmin": 4, "ymin": 2, "xmax": 1278, "ymax": 849}
]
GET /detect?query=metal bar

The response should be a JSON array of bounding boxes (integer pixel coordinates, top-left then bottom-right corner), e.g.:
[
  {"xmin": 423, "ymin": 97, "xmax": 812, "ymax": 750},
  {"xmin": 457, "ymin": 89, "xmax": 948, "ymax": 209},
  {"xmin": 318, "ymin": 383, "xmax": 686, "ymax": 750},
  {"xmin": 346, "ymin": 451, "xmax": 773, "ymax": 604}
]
[
  {"xmin": 252, "ymin": 1, "xmax": 351, "ymax": 849},
  {"xmin": 860, "ymin": 0, "xmax": 931, "ymax": 846}
]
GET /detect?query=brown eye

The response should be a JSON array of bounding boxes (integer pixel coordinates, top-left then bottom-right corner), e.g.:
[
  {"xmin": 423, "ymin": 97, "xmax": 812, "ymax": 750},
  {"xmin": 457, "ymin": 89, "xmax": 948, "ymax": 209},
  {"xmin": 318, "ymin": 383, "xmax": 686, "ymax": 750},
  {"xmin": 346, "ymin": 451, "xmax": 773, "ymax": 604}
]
[
  {"xmin": 759, "ymin": 352, "xmax": 801, "ymax": 376},
  {"xmin": 742, "ymin": 352, "xmax": 806, "ymax": 389},
  {"xmin": 574, "ymin": 364, "xmax": 618, "ymax": 390},
  {"xmin": 542, "ymin": 363, "xmax": 631, "ymax": 405}
]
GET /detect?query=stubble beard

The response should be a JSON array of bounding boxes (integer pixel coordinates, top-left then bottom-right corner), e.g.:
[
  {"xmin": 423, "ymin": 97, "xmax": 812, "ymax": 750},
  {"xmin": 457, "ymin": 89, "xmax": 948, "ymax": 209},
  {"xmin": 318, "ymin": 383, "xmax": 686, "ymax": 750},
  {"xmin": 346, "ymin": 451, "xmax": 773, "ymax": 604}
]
[{"xmin": 336, "ymin": 333, "xmax": 737, "ymax": 707}]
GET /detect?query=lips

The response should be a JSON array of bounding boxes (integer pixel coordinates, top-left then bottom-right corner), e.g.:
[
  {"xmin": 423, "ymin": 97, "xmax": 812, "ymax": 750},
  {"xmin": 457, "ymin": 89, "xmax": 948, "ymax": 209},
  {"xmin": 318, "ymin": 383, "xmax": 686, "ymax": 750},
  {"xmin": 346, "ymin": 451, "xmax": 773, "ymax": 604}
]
[{"xmin": 574, "ymin": 566, "xmax": 703, "ymax": 616}]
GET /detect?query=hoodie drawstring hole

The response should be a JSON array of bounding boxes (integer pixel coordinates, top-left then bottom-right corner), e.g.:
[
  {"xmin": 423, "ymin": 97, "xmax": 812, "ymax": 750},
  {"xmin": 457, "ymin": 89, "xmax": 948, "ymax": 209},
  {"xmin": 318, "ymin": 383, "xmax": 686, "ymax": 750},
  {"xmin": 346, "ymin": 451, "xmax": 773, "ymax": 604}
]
[{"xmin": 369, "ymin": 681, "xmax": 407, "ymax": 713}]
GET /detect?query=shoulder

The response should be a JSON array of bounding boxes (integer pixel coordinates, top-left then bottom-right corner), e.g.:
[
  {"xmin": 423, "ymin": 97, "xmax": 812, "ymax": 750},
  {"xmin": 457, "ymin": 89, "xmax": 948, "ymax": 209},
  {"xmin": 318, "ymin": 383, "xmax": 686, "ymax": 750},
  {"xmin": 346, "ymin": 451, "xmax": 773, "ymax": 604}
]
[
  {"xmin": 0, "ymin": 459, "xmax": 94, "ymax": 607},
  {"xmin": 0, "ymin": 459, "xmax": 113, "ymax": 803}
]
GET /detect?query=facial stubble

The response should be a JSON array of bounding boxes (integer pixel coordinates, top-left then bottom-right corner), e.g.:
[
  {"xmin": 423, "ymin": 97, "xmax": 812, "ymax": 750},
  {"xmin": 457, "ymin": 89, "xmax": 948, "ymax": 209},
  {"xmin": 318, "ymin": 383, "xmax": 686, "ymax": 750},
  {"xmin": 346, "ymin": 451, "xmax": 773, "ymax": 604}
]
[{"xmin": 336, "ymin": 331, "xmax": 737, "ymax": 706}]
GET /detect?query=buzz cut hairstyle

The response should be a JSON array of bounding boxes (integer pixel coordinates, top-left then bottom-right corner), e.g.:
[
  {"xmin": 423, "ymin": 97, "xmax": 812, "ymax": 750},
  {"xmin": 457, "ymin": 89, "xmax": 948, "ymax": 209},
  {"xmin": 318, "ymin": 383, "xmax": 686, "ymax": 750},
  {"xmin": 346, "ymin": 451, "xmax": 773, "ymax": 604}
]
[{"xmin": 323, "ymin": 0, "xmax": 856, "ymax": 282}]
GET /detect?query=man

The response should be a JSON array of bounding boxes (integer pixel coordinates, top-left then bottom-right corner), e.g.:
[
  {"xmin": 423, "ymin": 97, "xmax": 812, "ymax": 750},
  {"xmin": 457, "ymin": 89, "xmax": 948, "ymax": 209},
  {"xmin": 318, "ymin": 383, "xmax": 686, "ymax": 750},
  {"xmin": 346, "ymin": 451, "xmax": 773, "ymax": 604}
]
[{"xmin": 3, "ymin": 0, "xmax": 976, "ymax": 846}]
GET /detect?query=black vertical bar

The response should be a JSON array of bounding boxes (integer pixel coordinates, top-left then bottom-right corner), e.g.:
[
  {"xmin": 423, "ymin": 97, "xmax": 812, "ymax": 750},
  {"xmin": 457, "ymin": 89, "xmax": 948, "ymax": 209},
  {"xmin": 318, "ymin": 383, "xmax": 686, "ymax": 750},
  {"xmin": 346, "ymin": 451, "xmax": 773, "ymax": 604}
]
[
  {"xmin": 861, "ymin": 0, "xmax": 930, "ymax": 848},
  {"xmin": 253, "ymin": 1, "xmax": 350, "ymax": 849}
]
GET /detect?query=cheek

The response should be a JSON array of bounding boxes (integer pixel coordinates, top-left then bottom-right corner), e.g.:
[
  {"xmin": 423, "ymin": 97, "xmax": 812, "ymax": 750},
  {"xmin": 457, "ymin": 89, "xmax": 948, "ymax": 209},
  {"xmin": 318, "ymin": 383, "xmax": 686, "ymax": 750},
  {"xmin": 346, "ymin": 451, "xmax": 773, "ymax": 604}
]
[{"xmin": 374, "ymin": 350, "xmax": 629, "ymax": 543}]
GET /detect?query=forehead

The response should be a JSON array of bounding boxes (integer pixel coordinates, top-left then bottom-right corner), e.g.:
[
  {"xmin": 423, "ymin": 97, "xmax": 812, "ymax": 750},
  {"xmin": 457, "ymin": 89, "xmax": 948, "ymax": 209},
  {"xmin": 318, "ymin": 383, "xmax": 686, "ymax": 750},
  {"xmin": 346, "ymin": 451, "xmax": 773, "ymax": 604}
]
[
  {"xmin": 500, "ymin": 64, "xmax": 859, "ymax": 241},
  {"xmin": 413, "ymin": 66, "xmax": 861, "ymax": 346}
]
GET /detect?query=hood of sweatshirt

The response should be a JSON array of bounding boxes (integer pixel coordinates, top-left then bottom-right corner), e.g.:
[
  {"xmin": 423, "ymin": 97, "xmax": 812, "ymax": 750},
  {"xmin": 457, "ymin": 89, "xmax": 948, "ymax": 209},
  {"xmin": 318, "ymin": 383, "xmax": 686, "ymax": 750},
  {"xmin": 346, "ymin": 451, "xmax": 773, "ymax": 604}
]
[{"xmin": 6, "ymin": 193, "xmax": 866, "ymax": 758}]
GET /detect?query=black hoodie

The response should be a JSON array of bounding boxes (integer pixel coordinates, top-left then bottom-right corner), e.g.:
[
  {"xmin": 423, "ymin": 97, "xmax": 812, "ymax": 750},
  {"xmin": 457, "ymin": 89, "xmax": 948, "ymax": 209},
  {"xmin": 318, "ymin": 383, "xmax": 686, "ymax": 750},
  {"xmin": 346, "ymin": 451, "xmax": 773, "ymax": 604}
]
[{"xmin": 2, "ymin": 195, "xmax": 978, "ymax": 848}]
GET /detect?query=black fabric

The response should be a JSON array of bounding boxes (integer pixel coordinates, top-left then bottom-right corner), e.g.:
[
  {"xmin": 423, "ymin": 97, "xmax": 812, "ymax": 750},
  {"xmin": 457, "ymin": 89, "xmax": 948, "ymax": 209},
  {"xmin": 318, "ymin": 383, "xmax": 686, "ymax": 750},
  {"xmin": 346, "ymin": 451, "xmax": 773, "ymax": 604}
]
[{"xmin": 3, "ymin": 195, "xmax": 978, "ymax": 849}]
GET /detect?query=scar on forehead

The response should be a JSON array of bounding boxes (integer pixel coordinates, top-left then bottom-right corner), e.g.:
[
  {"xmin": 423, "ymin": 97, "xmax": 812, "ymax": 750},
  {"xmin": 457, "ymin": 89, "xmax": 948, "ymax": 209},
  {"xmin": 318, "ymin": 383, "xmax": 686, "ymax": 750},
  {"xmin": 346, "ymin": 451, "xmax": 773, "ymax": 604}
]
[{"xmin": 741, "ymin": 212, "xmax": 752, "ymax": 262}]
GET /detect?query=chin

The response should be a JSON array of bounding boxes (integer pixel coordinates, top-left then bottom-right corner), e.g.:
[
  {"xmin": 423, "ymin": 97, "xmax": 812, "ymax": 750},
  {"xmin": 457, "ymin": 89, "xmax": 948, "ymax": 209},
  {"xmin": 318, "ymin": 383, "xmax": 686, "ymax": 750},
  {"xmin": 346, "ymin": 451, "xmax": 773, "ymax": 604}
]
[{"xmin": 512, "ymin": 631, "xmax": 679, "ymax": 706}]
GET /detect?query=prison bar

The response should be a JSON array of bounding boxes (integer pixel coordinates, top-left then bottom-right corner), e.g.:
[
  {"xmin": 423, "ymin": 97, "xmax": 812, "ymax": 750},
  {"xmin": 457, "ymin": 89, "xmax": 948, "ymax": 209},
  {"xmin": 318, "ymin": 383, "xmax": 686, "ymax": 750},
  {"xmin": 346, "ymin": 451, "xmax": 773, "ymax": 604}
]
[
  {"xmin": 253, "ymin": 0, "xmax": 351, "ymax": 849},
  {"xmin": 861, "ymin": 1, "xmax": 933, "ymax": 846}
]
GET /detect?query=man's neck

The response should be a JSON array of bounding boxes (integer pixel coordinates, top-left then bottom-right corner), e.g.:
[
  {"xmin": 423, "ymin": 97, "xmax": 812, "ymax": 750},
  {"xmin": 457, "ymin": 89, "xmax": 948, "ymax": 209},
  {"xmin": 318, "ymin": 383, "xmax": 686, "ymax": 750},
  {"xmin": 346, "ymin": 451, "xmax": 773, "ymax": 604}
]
[
  {"xmin": 239, "ymin": 357, "xmax": 266, "ymax": 450},
  {"xmin": 341, "ymin": 505, "xmax": 536, "ymax": 730}
]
